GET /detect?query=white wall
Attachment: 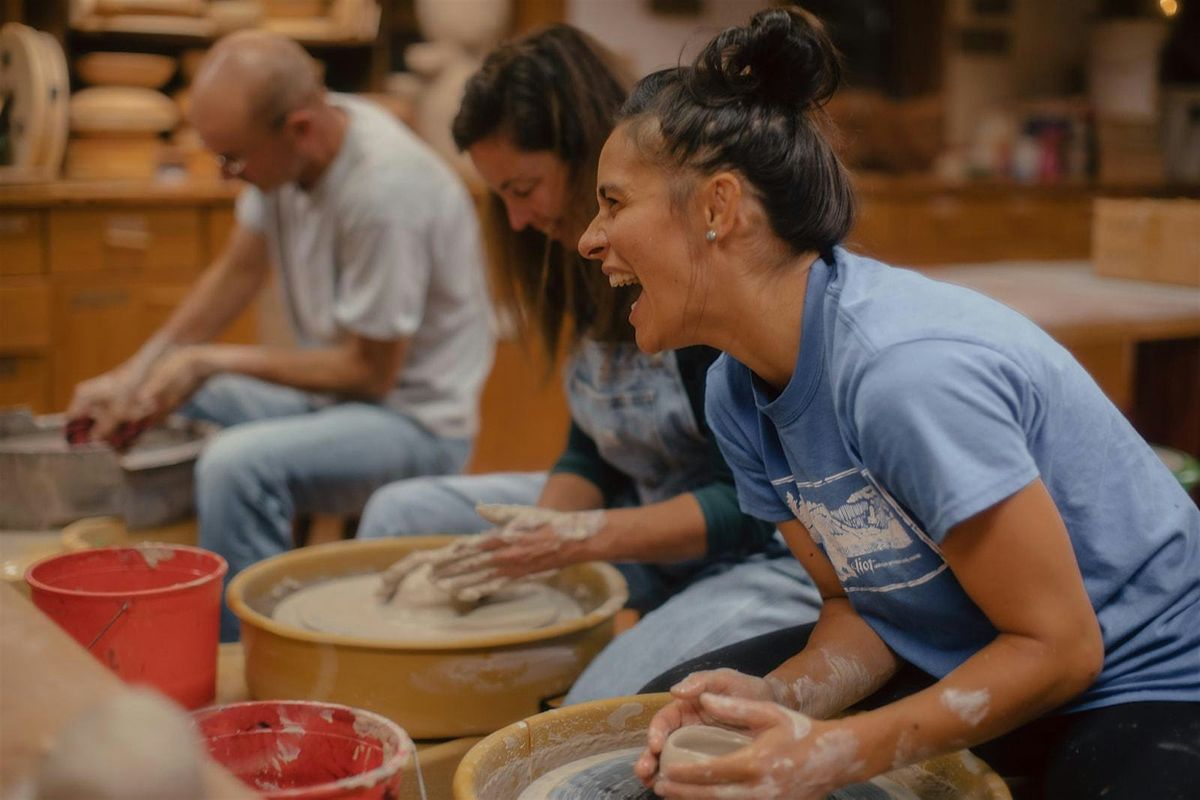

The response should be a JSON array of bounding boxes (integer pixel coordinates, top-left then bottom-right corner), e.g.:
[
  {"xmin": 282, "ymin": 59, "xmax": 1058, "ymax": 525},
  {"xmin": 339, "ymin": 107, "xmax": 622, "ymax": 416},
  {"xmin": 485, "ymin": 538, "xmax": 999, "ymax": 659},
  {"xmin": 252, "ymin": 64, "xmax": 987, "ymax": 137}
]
[{"xmin": 567, "ymin": 0, "xmax": 770, "ymax": 79}]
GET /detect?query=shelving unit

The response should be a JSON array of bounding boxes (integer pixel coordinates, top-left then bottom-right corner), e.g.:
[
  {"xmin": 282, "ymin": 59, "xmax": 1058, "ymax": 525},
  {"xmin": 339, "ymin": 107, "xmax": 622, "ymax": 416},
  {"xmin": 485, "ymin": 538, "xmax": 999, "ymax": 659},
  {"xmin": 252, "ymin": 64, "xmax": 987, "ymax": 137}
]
[{"xmin": 5, "ymin": 0, "xmax": 564, "ymax": 93}]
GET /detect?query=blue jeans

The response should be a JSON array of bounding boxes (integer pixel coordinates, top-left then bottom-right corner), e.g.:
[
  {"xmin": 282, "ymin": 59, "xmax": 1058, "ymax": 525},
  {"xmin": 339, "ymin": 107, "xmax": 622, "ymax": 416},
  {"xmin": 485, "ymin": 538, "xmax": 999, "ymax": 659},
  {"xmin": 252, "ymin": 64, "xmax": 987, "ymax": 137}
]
[
  {"xmin": 181, "ymin": 375, "xmax": 472, "ymax": 641},
  {"xmin": 358, "ymin": 473, "xmax": 823, "ymax": 703}
]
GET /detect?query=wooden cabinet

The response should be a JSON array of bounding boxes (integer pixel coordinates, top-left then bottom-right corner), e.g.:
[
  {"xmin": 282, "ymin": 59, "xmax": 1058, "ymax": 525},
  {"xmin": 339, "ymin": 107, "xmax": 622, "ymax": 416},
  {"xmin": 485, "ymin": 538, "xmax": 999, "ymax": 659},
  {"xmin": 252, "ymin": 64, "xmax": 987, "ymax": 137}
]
[
  {"xmin": 849, "ymin": 178, "xmax": 1094, "ymax": 265},
  {"xmin": 0, "ymin": 280, "xmax": 52, "ymax": 352},
  {"xmin": 51, "ymin": 274, "xmax": 145, "ymax": 408},
  {"xmin": 0, "ymin": 182, "xmax": 250, "ymax": 414},
  {"xmin": 0, "ymin": 211, "xmax": 45, "ymax": 275},
  {"xmin": 48, "ymin": 208, "xmax": 206, "ymax": 276},
  {"xmin": 0, "ymin": 356, "xmax": 51, "ymax": 411}
]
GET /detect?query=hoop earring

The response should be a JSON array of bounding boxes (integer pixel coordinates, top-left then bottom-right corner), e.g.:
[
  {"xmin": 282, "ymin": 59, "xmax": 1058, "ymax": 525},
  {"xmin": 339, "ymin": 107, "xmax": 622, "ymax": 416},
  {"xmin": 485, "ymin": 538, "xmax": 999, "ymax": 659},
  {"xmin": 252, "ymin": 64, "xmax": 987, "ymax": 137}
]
[{"xmin": 705, "ymin": 229, "xmax": 717, "ymax": 243}]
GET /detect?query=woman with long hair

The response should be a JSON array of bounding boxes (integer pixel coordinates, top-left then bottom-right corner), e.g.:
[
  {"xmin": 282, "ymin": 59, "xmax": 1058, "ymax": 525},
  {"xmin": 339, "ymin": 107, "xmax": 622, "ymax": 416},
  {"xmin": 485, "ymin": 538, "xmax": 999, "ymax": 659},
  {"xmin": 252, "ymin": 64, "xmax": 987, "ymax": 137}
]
[{"xmin": 357, "ymin": 24, "xmax": 821, "ymax": 704}]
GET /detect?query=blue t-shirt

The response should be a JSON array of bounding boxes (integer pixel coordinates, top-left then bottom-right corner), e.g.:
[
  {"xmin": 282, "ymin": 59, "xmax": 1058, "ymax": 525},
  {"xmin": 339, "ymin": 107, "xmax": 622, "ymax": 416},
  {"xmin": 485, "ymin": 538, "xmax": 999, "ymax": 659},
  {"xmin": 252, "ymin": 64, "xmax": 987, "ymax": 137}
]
[{"xmin": 707, "ymin": 247, "xmax": 1200, "ymax": 712}]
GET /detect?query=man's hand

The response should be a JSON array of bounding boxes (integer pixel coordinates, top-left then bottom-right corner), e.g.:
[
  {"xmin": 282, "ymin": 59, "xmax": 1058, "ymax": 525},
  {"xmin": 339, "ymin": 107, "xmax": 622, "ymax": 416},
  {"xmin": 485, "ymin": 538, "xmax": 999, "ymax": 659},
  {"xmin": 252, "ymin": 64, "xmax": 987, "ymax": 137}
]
[
  {"xmin": 66, "ymin": 367, "xmax": 153, "ymax": 447},
  {"xmin": 134, "ymin": 346, "xmax": 215, "ymax": 425}
]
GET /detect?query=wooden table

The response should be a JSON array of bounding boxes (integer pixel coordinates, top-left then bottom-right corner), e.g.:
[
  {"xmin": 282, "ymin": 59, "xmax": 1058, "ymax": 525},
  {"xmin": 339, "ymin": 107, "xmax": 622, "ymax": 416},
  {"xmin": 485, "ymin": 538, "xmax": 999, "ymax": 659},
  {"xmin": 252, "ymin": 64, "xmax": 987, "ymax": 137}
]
[
  {"xmin": 921, "ymin": 261, "xmax": 1200, "ymax": 455},
  {"xmin": 0, "ymin": 584, "xmax": 256, "ymax": 799}
]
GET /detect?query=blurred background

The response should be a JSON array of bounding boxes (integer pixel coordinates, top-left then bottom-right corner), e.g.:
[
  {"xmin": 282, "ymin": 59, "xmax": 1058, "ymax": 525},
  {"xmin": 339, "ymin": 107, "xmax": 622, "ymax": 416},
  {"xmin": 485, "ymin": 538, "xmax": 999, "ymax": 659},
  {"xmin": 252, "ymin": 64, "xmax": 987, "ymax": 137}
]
[{"xmin": 1, "ymin": 0, "xmax": 1198, "ymax": 481}]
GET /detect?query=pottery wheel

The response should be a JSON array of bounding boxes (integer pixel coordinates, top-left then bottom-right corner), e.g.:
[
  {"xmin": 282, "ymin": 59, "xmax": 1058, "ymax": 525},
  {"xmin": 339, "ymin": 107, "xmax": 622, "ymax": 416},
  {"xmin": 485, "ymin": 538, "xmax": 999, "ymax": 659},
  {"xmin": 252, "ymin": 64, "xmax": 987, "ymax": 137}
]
[
  {"xmin": 272, "ymin": 568, "xmax": 583, "ymax": 641},
  {"xmin": 518, "ymin": 749, "xmax": 653, "ymax": 800},
  {"xmin": 515, "ymin": 746, "xmax": 923, "ymax": 800}
]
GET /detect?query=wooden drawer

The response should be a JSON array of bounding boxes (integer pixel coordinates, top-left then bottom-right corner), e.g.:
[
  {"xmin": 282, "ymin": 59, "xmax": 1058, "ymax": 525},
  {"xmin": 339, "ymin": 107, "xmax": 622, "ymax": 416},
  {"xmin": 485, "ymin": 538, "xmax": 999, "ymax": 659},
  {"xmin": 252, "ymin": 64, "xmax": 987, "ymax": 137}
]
[
  {"xmin": 48, "ymin": 208, "xmax": 205, "ymax": 275},
  {"xmin": 0, "ymin": 355, "xmax": 52, "ymax": 412},
  {"xmin": 0, "ymin": 211, "xmax": 45, "ymax": 276},
  {"xmin": 0, "ymin": 280, "xmax": 52, "ymax": 352},
  {"xmin": 52, "ymin": 276, "xmax": 144, "ymax": 409}
]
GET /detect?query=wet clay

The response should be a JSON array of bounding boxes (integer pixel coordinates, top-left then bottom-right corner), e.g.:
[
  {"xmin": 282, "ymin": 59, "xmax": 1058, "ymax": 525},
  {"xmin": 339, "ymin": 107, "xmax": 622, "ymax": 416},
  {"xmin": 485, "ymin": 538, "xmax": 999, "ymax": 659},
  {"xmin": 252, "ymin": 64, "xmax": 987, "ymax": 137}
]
[
  {"xmin": 659, "ymin": 725, "xmax": 754, "ymax": 772},
  {"xmin": 272, "ymin": 565, "xmax": 582, "ymax": 641}
]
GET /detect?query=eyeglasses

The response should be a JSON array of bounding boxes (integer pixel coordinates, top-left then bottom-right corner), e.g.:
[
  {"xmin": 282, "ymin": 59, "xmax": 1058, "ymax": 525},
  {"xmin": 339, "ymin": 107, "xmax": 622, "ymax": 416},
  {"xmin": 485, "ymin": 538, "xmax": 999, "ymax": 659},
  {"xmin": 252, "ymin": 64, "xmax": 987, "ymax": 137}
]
[
  {"xmin": 213, "ymin": 110, "xmax": 293, "ymax": 179},
  {"xmin": 216, "ymin": 154, "xmax": 246, "ymax": 178}
]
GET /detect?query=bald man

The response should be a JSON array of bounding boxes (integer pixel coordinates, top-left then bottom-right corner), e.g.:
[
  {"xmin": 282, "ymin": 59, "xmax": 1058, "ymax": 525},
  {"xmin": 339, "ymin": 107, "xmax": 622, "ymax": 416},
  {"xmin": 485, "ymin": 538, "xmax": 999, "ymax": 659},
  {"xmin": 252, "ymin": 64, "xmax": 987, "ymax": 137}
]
[{"xmin": 67, "ymin": 32, "xmax": 495, "ymax": 640}]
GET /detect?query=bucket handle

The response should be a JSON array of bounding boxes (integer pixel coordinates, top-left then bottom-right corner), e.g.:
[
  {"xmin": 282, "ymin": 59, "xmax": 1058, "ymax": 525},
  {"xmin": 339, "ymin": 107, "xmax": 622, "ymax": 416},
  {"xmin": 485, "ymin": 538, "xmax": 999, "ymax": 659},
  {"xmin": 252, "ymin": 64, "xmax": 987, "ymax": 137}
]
[
  {"xmin": 87, "ymin": 600, "xmax": 131, "ymax": 651},
  {"xmin": 411, "ymin": 748, "xmax": 428, "ymax": 800}
]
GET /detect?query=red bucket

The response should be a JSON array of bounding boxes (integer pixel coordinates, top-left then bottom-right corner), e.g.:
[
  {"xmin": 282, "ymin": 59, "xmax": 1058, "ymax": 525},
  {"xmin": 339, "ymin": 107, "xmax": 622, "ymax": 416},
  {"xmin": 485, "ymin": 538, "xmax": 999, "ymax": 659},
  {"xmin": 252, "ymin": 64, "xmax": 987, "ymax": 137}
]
[
  {"xmin": 193, "ymin": 700, "xmax": 413, "ymax": 799},
  {"xmin": 25, "ymin": 544, "xmax": 227, "ymax": 709}
]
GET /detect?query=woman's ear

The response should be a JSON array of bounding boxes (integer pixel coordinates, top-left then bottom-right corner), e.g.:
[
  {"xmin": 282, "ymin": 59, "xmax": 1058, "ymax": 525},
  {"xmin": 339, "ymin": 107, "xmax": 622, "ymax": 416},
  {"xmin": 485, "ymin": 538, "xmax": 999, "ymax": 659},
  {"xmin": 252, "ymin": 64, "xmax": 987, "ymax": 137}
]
[{"xmin": 702, "ymin": 171, "xmax": 742, "ymax": 243}]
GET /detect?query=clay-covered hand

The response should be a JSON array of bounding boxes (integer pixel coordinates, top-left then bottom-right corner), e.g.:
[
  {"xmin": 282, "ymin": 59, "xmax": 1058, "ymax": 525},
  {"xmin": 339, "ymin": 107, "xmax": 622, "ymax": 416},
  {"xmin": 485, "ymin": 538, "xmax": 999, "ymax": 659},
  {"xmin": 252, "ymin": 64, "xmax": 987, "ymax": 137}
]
[
  {"xmin": 375, "ymin": 504, "xmax": 606, "ymax": 604},
  {"xmin": 65, "ymin": 367, "xmax": 154, "ymax": 448},
  {"xmin": 432, "ymin": 504, "xmax": 606, "ymax": 601},
  {"xmin": 636, "ymin": 669, "xmax": 791, "ymax": 784},
  {"xmin": 649, "ymin": 693, "xmax": 859, "ymax": 799},
  {"xmin": 376, "ymin": 536, "xmax": 485, "ymax": 602}
]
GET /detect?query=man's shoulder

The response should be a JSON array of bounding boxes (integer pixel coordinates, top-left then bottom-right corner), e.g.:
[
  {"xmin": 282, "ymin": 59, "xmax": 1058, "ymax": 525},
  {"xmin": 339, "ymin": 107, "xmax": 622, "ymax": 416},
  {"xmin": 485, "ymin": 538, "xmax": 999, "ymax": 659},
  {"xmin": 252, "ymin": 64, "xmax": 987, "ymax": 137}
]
[{"xmin": 330, "ymin": 95, "xmax": 466, "ymax": 216}]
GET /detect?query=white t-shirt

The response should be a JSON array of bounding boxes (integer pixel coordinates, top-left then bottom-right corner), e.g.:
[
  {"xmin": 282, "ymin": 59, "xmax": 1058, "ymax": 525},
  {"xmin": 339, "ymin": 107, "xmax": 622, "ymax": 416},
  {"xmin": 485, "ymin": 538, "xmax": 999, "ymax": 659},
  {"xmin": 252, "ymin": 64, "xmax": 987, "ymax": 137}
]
[{"xmin": 236, "ymin": 94, "xmax": 494, "ymax": 439}]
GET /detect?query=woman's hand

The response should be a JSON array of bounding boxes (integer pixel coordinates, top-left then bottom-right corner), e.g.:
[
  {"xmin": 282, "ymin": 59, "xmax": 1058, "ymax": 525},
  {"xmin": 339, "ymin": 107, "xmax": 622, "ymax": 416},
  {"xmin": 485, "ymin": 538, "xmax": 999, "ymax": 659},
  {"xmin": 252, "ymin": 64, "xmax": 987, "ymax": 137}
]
[
  {"xmin": 635, "ymin": 669, "xmax": 789, "ymax": 784},
  {"xmin": 376, "ymin": 505, "xmax": 605, "ymax": 603},
  {"xmin": 649, "ymin": 694, "xmax": 864, "ymax": 799}
]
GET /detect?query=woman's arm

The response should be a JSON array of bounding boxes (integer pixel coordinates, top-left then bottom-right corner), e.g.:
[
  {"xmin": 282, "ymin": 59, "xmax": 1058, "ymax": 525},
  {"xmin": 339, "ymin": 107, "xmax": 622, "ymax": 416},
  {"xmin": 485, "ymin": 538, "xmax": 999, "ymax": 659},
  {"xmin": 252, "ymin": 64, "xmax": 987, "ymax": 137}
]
[
  {"xmin": 758, "ymin": 520, "xmax": 900, "ymax": 718},
  {"xmin": 836, "ymin": 477, "xmax": 1103, "ymax": 777},
  {"xmin": 652, "ymin": 479, "xmax": 1104, "ymax": 798}
]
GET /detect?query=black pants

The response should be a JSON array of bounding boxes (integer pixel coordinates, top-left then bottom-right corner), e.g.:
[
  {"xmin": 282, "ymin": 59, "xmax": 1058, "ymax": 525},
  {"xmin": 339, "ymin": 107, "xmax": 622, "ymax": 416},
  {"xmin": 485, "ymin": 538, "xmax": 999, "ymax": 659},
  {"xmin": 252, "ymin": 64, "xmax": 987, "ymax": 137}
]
[{"xmin": 640, "ymin": 623, "xmax": 1200, "ymax": 800}]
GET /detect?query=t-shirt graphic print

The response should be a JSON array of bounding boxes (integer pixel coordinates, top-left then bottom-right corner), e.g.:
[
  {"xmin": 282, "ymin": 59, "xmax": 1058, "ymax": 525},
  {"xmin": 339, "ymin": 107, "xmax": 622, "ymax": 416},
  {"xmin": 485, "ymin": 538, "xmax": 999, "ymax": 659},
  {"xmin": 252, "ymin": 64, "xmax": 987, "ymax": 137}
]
[{"xmin": 781, "ymin": 468, "xmax": 944, "ymax": 590}]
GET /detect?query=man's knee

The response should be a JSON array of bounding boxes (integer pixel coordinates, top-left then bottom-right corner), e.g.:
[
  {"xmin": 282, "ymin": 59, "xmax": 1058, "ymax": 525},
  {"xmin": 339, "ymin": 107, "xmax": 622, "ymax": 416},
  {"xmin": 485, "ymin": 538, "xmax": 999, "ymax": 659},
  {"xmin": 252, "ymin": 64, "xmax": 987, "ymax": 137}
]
[
  {"xmin": 359, "ymin": 479, "xmax": 445, "ymax": 537},
  {"xmin": 195, "ymin": 426, "xmax": 274, "ymax": 500}
]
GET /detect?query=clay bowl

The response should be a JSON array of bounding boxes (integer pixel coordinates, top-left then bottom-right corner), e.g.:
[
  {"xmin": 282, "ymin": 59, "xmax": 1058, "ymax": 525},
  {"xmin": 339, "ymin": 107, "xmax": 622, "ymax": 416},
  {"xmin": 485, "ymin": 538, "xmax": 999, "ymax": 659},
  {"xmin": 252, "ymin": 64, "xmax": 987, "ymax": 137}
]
[
  {"xmin": 453, "ymin": 695, "xmax": 1015, "ymax": 800},
  {"xmin": 227, "ymin": 537, "xmax": 628, "ymax": 740},
  {"xmin": 75, "ymin": 52, "xmax": 177, "ymax": 89}
]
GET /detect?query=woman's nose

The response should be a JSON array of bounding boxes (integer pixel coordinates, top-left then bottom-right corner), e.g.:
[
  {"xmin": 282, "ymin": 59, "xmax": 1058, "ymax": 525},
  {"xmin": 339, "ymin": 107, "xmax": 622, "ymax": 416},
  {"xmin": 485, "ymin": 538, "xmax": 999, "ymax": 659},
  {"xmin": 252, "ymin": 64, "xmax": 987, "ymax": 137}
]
[
  {"xmin": 578, "ymin": 215, "xmax": 607, "ymax": 260},
  {"xmin": 504, "ymin": 200, "xmax": 536, "ymax": 233}
]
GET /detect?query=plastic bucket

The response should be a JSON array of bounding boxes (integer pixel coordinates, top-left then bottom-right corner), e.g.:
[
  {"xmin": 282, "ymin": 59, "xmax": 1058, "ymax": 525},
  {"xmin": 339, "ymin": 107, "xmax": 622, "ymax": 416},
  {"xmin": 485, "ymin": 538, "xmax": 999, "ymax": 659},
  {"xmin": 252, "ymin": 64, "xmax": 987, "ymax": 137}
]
[
  {"xmin": 193, "ymin": 700, "xmax": 414, "ymax": 799},
  {"xmin": 25, "ymin": 544, "xmax": 227, "ymax": 709}
]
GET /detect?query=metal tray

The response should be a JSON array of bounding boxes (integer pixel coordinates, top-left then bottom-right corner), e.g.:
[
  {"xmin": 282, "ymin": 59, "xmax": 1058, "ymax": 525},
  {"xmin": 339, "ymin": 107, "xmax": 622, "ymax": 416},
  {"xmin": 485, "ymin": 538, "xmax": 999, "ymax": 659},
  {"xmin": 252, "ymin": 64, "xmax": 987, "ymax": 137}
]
[{"xmin": 0, "ymin": 409, "xmax": 216, "ymax": 530}]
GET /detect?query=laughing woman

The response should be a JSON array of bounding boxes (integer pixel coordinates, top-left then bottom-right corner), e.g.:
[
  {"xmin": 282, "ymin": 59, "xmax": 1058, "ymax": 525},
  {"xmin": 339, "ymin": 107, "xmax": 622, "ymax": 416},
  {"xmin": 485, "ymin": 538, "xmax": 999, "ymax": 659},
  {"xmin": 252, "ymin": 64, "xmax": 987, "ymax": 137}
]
[
  {"xmin": 577, "ymin": 8, "xmax": 1200, "ymax": 798},
  {"xmin": 356, "ymin": 24, "xmax": 821, "ymax": 703}
]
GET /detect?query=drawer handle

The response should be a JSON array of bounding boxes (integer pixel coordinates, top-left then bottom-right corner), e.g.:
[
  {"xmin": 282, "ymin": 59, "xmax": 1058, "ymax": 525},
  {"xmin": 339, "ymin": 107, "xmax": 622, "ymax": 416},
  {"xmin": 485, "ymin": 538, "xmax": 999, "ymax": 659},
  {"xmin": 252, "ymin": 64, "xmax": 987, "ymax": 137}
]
[
  {"xmin": 103, "ymin": 216, "xmax": 151, "ymax": 251},
  {"xmin": 70, "ymin": 289, "xmax": 130, "ymax": 309},
  {"xmin": 0, "ymin": 215, "xmax": 33, "ymax": 236}
]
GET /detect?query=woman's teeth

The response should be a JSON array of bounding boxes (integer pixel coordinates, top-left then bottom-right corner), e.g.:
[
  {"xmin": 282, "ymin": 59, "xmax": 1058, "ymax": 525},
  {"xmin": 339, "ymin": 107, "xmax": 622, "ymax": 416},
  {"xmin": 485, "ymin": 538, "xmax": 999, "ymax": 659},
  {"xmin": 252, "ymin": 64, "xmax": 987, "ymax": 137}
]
[{"xmin": 608, "ymin": 274, "xmax": 641, "ymax": 288}]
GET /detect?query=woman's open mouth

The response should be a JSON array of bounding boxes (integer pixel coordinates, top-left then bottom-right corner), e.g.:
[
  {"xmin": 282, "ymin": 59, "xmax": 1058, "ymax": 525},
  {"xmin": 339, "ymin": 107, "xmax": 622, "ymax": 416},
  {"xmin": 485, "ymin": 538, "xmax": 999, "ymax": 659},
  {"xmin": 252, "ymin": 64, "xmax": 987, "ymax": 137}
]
[{"xmin": 607, "ymin": 272, "xmax": 641, "ymax": 288}]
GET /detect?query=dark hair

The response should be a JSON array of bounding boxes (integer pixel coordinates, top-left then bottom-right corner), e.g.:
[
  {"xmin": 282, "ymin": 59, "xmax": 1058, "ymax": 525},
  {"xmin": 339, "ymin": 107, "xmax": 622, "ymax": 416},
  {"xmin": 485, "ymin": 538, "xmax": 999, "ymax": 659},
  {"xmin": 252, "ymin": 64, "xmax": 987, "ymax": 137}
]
[
  {"xmin": 453, "ymin": 24, "xmax": 637, "ymax": 356},
  {"xmin": 619, "ymin": 7, "xmax": 855, "ymax": 257}
]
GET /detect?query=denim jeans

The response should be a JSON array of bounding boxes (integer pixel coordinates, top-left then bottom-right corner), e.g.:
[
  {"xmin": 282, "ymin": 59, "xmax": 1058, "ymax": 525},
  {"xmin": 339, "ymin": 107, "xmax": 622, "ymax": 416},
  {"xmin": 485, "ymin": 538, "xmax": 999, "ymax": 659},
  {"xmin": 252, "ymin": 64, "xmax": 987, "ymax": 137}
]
[
  {"xmin": 180, "ymin": 375, "xmax": 471, "ymax": 641},
  {"xmin": 359, "ymin": 340, "xmax": 823, "ymax": 702},
  {"xmin": 358, "ymin": 476, "xmax": 822, "ymax": 703}
]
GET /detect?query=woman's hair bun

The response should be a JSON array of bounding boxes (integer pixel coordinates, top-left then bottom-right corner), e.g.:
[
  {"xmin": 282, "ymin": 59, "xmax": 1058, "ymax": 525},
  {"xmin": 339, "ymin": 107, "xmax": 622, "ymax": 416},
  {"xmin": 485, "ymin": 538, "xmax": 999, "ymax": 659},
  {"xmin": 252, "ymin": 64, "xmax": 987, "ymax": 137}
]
[{"xmin": 691, "ymin": 7, "xmax": 841, "ymax": 109}]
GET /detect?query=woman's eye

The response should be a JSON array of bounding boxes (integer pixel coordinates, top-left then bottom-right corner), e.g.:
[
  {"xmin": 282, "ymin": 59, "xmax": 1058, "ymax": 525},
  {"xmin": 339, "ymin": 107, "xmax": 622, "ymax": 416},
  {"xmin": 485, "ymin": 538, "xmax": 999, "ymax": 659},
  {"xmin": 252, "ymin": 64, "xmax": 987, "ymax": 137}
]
[{"xmin": 510, "ymin": 184, "xmax": 535, "ymax": 199}]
